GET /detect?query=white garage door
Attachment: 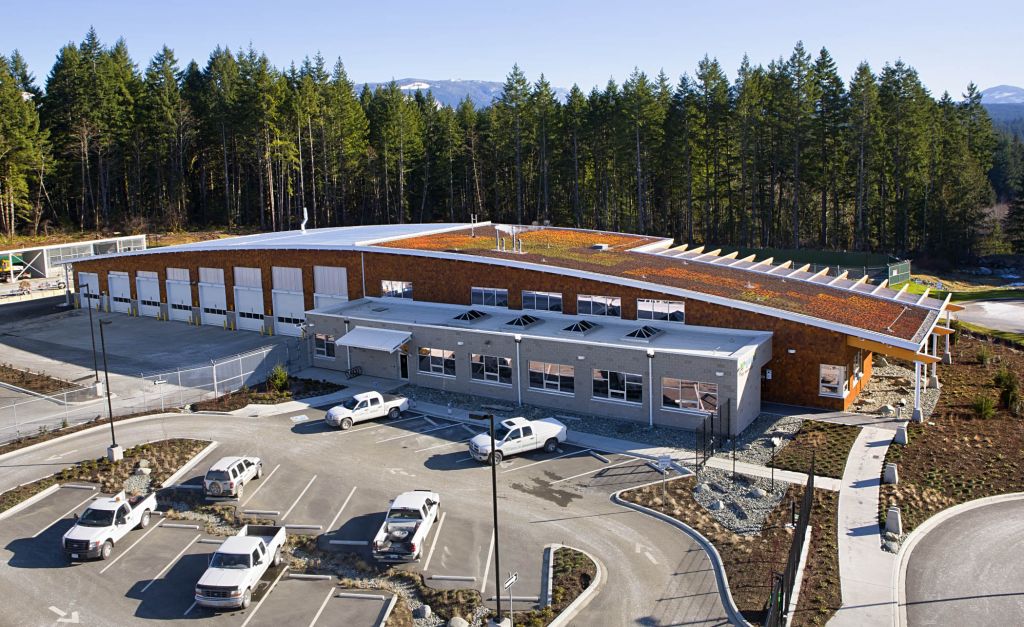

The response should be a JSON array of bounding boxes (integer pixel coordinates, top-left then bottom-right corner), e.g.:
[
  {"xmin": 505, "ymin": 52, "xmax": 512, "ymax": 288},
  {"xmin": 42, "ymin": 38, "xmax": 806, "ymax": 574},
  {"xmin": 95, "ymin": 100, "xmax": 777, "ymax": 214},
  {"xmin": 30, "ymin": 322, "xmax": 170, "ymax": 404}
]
[
  {"xmin": 78, "ymin": 272, "xmax": 100, "ymax": 309},
  {"xmin": 166, "ymin": 268, "xmax": 192, "ymax": 322},
  {"xmin": 198, "ymin": 267, "xmax": 226, "ymax": 327},
  {"xmin": 108, "ymin": 272, "xmax": 131, "ymax": 313},
  {"xmin": 136, "ymin": 272, "xmax": 161, "ymax": 318},
  {"xmin": 272, "ymin": 266, "xmax": 304, "ymax": 336},
  {"xmin": 313, "ymin": 265, "xmax": 348, "ymax": 309},
  {"xmin": 234, "ymin": 267, "xmax": 265, "ymax": 332}
]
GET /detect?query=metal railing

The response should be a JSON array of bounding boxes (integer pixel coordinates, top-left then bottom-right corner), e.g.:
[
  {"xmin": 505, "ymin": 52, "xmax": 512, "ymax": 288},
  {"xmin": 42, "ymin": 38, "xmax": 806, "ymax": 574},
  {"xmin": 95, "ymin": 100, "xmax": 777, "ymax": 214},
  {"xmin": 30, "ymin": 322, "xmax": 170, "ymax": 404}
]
[{"xmin": 764, "ymin": 457, "xmax": 816, "ymax": 626}]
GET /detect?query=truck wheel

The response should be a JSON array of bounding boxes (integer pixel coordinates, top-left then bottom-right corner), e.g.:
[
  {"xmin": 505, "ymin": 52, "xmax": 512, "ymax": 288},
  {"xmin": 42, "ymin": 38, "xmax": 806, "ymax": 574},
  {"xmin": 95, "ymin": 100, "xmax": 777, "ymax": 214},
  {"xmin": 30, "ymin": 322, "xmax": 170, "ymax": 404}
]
[
  {"xmin": 100, "ymin": 540, "xmax": 113, "ymax": 560},
  {"xmin": 240, "ymin": 588, "xmax": 252, "ymax": 609},
  {"xmin": 387, "ymin": 407, "xmax": 400, "ymax": 419},
  {"xmin": 340, "ymin": 417, "xmax": 353, "ymax": 430},
  {"xmin": 236, "ymin": 484, "xmax": 244, "ymax": 500},
  {"xmin": 544, "ymin": 438, "xmax": 558, "ymax": 453},
  {"xmin": 272, "ymin": 547, "xmax": 282, "ymax": 567},
  {"xmin": 489, "ymin": 451, "xmax": 503, "ymax": 465},
  {"xmin": 138, "ymin": 510, "xmax": 151, "ymax": 529},
  {"xmin": 256, "ymin": 464, "xmax": 263, "ymax": 479}
]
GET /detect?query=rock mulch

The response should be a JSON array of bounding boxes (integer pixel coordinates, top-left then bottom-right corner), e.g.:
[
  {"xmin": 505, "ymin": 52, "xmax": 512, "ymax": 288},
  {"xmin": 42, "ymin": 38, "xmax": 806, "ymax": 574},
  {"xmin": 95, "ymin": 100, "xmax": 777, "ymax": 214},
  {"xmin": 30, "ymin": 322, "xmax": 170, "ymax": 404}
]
[
  {"xmin": 716, "ymin": 413, "xmax": 803, "ymax": 466},
  {"xmin": 692, "ymin": 466, "xmax": 788, "ymax": 535},
  {"xmin": 852, "ymin": 360, "xmax": 940, "ymax": 420}
]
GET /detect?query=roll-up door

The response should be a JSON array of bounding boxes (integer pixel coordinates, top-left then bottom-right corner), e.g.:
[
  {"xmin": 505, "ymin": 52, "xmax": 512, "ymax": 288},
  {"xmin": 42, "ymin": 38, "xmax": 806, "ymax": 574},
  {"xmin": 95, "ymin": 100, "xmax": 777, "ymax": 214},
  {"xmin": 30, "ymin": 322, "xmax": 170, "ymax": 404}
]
[
  {"xmin": 271, "ymin": 266, "xmax": 304, "ymax": 336},
  {"xmin": 198, "ymin": 267, "xmax": 227, "ymax": 327},
  {"xmin": 233, "ymin": 267, "xmax": 265, "ymax": 332},
  {"xmin": 136, "ymin": 271, "xmax": 161, "ymax": 317},
  {"xmin": 313, "ymin": 265, "xmax": 348, "ymax": 309},
  {"xmin": 78, "ymin": 272, "xmax": 100, "ymax": 310},
  {"xmin": 108, "ymin": 271, "xmax": 131, "ymax": 313},
  {"xmin": 166, "ymin": 268, "xmax": 192, "ymax": 322}
]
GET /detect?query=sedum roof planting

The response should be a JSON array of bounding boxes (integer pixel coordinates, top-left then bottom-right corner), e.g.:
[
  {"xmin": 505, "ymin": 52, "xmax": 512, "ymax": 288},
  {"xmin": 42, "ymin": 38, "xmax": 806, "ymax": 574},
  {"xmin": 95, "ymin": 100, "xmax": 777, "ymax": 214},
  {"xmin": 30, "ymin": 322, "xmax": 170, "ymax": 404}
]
[{"xmin": 375, "ymin": 224, "xmax": 938, "ymax": 345}]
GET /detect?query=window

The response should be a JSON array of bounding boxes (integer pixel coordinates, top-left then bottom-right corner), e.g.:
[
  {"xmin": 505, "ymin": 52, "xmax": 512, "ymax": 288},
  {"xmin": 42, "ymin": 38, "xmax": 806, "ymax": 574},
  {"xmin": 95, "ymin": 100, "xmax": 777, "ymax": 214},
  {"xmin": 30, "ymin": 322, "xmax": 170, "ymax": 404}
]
[
  {"xmin": 638, "ymin": 299, "xmax": 686, "ymax": 323},
  {"xmin": 171, "ymin": 303, "xmax": 191, "ymax": 312},
  {"xmin": 593, "ymin": 369, "xmax": 643, "ymax": 404},
  {"xmin": 238, "ymin": 311, "xmax": 264, "ymax": 320},
  {"xmin": 852, "ymin": 350, "xmax": 864, "ymax": 381},
  {"xmin": 471, "ymin": 354, "xmax": 513, "ymax": 385},
  {"xmin": 381, "ymin": 280, "xmax": 413, "ymax": 299},
  {"xmin": 662, "ymin": 378, "xmax": 718, "ymax": 412},
  {"xmin": 471, "ymin": 287, "xmax": 509, "ymax": 308},
  {"xmin": 819, "ymin": 364, "xmax": 849, "ymax": 397},
  {"xmin": 522, "ymin": 290, "xmax": 562, "ymax": 312},
  {"xmin": 140, "ymin": 299, "xmax": 161, "ymax": 308},
  {"xmin": 419, "ymin": 347, "xmax": 456, "ymax": 377},
  {"xmin": 577, "ymin": 294, "xmax": 621, "ymax": 317},
  {"xmin": 315, "ymin": 333, "xmax": 336, "ymax": 359},
  {"xmin": 528, "ymin": 361, "xmax": 575, "ymax": 394},
  {"xmin": 203, "ymin": 307, "xmax": 227, "ymax": 316}
]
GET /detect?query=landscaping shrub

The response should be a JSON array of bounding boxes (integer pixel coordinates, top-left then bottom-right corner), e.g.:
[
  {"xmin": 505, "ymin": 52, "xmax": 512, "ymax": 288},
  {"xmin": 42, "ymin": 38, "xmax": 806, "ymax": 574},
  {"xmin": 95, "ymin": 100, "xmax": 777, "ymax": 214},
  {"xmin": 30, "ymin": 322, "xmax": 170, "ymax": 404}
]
[
  {"xmin": 977, "ymin": 346, "xmax": 992, "ymax": 366},
  {"xmin": 994, "ymin": 367, "xmax": 1018, "ymax": 391},
  {"xmin": 267, "ymin": 363, "xmax": 289, "ymax": 392},
  {"xmin": 972, "ymin": 395, "xmax": 996, "ymax": 420}
]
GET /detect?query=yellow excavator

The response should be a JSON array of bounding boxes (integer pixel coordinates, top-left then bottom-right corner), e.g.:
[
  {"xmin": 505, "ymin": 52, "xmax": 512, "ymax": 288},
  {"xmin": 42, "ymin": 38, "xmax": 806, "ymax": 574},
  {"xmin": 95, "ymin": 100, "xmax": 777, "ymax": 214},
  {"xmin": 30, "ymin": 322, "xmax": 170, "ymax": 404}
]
[{"xmin": 0, "ymin": 255, "xmax": 25, "ymax": 282}]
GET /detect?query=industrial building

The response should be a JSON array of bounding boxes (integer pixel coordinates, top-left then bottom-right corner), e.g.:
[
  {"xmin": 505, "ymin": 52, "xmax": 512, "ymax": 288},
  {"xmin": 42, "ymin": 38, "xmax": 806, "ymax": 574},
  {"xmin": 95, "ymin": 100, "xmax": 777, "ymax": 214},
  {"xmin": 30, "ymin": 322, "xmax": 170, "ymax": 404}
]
[{"xmin": 70, "ymin": 223, "xmax": 957, "ymax": 435}]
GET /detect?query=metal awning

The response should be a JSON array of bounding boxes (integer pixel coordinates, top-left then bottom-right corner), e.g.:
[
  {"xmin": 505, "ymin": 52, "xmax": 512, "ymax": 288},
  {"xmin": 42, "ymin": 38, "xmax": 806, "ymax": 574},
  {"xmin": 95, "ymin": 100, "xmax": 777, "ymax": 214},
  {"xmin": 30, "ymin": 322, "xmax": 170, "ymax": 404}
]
[{"xmin": 335, "ymin": 326, "xmax": 411, "ymax": 353}]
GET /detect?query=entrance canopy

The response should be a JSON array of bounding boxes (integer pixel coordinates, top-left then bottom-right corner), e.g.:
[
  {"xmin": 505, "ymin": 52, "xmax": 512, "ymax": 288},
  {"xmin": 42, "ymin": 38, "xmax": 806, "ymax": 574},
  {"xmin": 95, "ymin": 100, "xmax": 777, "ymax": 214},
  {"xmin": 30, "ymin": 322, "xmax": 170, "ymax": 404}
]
[{"xmin": 335, "ymin": 326, "xmax": 411, "ymax": 353}]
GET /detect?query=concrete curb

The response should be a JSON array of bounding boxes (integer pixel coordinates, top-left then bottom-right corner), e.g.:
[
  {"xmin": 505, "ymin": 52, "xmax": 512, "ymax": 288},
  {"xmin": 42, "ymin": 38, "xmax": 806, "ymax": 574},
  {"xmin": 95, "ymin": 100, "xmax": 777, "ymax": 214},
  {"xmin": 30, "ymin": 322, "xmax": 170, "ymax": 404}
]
[
  {"xmin": 895, "ymin": 491, "xmax": 1024, "ymax": 627},
  {"xmin": 0, "ymin": 482, "xmax": 60, "ymax": 520},
  {"xmin": 542, "ymin": 544, "xmax": 556, "ymax": 607},
  {"xmin": 160, "ymin": 440, "xmax": 219, "ymax": 488},
  {"xmin": 375, "ymin": 593, "xmax": 398, "ymax": 627},
  {"xmin": 546, "ymin": 545, "xmax": 605, "ymax": 627},
  {"xmin": 0, "ymin": 411, "xmax": 186, "ymax": 463},
  {"xmin": 612, "ymin": 476, "xmax": 752, "ymax": 627}
]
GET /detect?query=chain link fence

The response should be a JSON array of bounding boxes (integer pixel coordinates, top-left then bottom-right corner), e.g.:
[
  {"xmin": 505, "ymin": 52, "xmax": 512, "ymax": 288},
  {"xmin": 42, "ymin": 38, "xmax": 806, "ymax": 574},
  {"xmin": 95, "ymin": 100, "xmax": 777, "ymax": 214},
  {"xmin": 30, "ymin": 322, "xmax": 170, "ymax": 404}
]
[{"xmin": 0, "ymin": 340, "xmax": 307, "ymax": 444}]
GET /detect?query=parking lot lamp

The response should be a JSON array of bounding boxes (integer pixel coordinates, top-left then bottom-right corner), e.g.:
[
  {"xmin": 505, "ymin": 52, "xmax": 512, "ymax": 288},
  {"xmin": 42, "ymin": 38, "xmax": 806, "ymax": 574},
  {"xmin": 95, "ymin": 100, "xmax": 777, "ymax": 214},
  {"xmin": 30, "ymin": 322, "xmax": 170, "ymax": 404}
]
[
  {"xmin": 86, "ymin": 291, "xmax": 100, "ymax": 385},
  {"xmin": 98, "ymin": 319, "xmax": 122, "ymax": 461},
  {"xmin": 471, "ymin": 412, "xmax": 504, "ymax": 624}
]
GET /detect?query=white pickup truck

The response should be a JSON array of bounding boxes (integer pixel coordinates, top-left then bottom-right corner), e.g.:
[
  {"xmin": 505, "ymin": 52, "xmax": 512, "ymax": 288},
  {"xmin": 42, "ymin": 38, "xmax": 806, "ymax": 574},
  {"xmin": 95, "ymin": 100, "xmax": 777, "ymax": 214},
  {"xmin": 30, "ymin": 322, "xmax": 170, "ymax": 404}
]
[
  {"xmin": 195, "ymin": 524, "xmax": 286, "ymax": 610},
  {"xmin": 62, "ymin": 491, "xmax": 156, "ymax": 561},
  {"xmin": 325, "ymin": 391, "xmax": 409, "ymax": 429},
  {"xmin": 371, "ymin": 490, "xmax": 441, "ymax": 562},
  {"xmin": 468, "ymin": 417, "xmax": 568, "ymax": 464}
]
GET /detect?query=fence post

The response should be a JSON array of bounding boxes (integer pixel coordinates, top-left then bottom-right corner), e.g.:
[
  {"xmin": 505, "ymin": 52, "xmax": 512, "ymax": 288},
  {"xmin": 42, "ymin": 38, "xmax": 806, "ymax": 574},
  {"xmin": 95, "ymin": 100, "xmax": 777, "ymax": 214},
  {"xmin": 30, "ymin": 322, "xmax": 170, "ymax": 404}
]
[
  {"xmin": 178, "ymin": 369, "xmax": 183, "ymax": 407},
  {"xmin": 238, "ymin": 356, "xmax": 243, "ymax": 391},
  {"xmin": 212, "ymin": 360, "xmax": 218, "ymax": 397},
  {"xmin": 64, "ymin": 391, "xmax": 70, "ymax": 427}
]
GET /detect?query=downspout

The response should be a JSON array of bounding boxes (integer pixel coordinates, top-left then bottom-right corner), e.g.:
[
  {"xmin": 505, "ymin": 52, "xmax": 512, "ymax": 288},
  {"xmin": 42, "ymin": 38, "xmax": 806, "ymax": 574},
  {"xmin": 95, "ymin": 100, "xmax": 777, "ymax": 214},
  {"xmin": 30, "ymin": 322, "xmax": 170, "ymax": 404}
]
[
  {"xmin": 300, "ymin": 207, "xmax": 308, "ymax": 234},
  {"xmin": 514, "ymin": 335, "xmax": 523, "ymax": 406},
  {"xmin": 647, "ymin": 349, "xmax": 655, "ymax": 428}
]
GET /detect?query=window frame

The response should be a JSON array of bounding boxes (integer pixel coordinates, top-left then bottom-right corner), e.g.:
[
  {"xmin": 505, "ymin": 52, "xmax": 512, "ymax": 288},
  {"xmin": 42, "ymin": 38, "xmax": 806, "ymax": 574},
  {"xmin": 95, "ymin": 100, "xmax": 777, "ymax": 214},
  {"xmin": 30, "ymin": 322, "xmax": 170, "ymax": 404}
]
[
  {"xmin": 471, "ymin": 287, "xmax": 509, "ymax": 308},
  {"xmin": 527, "ymin": 360, "xmax": 575, "ymax": 395},
  {"xmin": 661, "ymin": 377, "xmax": 719, "ymax": 413},
  {"xmin": 381, "ymin": 280, "xmax": 413, "ymax": 299},
  {"xmin": 819, "ymin": 364, "xmax": 849, "ymax": 398},
  {"xmin": 577, "ymin": 294, "xmax": 622, "ymax": 317},
  {"xmin": 637, "ymin": 298, "xmax": 686, "ymax": 323},
  {"xmin": 314, "ymin": 333, "xmax": 336, "ymax": 359},
  {"xmin": 418, "ymin": 347, "xmax": 456, "ymax": 377},
  {"xmin": 592, "ymin": 369, "xmax": 644, "ymax": 404},
  {"xmin": 521, "ymin": 290, "xmax": 563, "ymax": 312},
  {"xmin": 470, "ymin": 353, "xmax": 513, "ymax": 385}
]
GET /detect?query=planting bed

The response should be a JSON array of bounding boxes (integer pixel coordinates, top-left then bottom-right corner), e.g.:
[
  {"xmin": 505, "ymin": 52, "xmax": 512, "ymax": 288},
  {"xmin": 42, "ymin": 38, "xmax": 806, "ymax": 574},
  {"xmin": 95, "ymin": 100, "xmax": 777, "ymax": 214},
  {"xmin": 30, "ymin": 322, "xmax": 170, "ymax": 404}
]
[
  {"xmin": 621, "ymin": 478, "xmax": 840, "ymax": 627},
  {"xmin": 192, "ymin": 376, "xmax": 344, "ymax": 412},
  {"xmin": 0, "ymin": 363, "xmax": 77, "ymax": 394},
  {"xmin": 771, "ymin": 420, "xmax": 861, "ymax": 479},
  {"xmin": 881, "ymin": 335, "xmax": 1024, "ymax": 534}
]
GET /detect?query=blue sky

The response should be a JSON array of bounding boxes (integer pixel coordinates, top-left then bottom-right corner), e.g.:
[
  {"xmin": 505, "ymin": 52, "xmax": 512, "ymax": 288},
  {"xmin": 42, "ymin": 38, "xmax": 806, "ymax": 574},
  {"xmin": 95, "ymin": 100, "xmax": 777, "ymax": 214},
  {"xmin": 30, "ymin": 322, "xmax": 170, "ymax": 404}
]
[{"xmin": 3, "ymin": 0, "xmax": 1020, "ymax": 96}]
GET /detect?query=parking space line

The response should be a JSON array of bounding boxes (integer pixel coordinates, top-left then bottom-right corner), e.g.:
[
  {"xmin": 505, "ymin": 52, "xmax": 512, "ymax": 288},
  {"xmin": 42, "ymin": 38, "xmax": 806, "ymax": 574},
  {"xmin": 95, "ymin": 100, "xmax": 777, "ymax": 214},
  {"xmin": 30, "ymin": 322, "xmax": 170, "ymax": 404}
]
[
  {"xmin": 139, "ymin": 533, "xmax": 201, "ymax": 592},
  {"xmin": 98, "ymin": 521, "xmax": 164, "ymax": 574},
  {"xmin": 326, "ymin": 486, "xmax": 357, "ymax": 532},
  {"xmin": 240, "ymin": 463, "xmax": 281, "ymax": 506},
  {"xmin": 351, "ymin": 414, "xmax": 422, "ymax": 433},
  {"xmin": 415, "ymin": 438, "xmax": 469, "ymax": 453},
  {"xmin": 422, "ymin": 511, "xmax": 446, "ymax": 571},
  {"xmin": 461, "ymin": 424, "xmax": 480, "ymax": 435},
  {"xmin": 31, "ymin": 493, "xmax": 96, "ymax": 538},
  {"xmin": 547, "ymin": 457, "xmax": 636, "ymax": 485},
  {"xmin": 480, "ymin": 531, "xmax": 495, "ymax": 594},
  {"xmin": 422, "ymin": 416, "xmax": 438, "ymax": 427},
  {"xmin": 375, "ymin": 423, "xmax": 457, "ymax": 444},
  {"xmin": 502, "ymin": 448, "xmax": 593, "ymax": 474},
  {"xmin": 281, "ymin": 475, "xmax": 317, "ymax": 520},
  {"xmin": 308, "ymin": 585, "xmax": 336, "ymax": 627},
  {"xmin": 239, "ymin": 565, "xmax": 290, "ymax": 627},
  {"xmin": 182, "ymin": 601, "xmax": 197, "ymax": 616}
]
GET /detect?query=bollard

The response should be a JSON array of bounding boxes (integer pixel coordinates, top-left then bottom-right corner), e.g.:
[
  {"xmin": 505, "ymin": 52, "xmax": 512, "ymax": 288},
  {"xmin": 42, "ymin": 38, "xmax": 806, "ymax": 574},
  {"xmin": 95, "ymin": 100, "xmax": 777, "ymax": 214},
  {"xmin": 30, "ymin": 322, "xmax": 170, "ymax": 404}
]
[
  {"xmin": 883, "ymin": 463, "xmax": 899, "ymax": 485},
  {"xmin": 885, "ymin": 506, "xmax": 902, "ymax": 536},
  {"xmin": 894, "ymin": 425, "xmax": 908, "ymax": 445}
]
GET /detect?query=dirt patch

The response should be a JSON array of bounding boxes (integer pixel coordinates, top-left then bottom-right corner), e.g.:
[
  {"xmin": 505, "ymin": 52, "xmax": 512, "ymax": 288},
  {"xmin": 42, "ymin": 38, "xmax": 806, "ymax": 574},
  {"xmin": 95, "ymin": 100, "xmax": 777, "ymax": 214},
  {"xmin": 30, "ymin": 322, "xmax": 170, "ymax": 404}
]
[
  {"xmin": 0, "ymin": 363, "xmax": 79, "ymax": 395},
  {"xmin": 192, "ymin": 377, "xmax": 344, "ymax": 412},
  {"xmin": 772, "ymin": 421, "xmax": 861, "ymax": 479},
  {"xmin": 510, "ymin": 547, "xmax": 597, "ymax": 626},
  {"xmin": 621, "ymin": 478, "xmax": 840, "ymax": 626},
  {"xmin": 0, "ymin": 438, "xmax": 209, "ymax": 513},
  {"xmin": 881, "ymin": 335, "xmax": 1024, "ymax": 534}
]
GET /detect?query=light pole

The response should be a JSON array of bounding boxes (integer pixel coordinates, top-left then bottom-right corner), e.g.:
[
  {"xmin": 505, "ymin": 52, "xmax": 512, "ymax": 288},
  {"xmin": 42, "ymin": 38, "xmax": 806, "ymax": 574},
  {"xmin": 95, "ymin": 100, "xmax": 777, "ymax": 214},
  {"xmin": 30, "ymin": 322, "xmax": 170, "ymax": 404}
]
[
  {"xmin": 98, "ymin": 318, "xmax": 122, "ymax": 461},
  {"xmin": 86, "ymin": 290, "xmax": 100, "ymax": 385},
  {"xmin": 299, "ymin": 321, "xmax": 315, "ymax": 367},
  {"xmin": 472, "ymin": 412, "xmax": 505, "ymax": 625}
]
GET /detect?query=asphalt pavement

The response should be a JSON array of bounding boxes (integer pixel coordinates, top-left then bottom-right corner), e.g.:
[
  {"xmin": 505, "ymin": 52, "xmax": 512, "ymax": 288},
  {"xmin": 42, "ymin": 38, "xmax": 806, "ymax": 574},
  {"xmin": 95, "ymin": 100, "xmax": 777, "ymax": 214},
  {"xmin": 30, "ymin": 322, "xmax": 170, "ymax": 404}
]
[{"xmin": 958, "ymin": 299, "xmax": 1024, "ymax": 334}]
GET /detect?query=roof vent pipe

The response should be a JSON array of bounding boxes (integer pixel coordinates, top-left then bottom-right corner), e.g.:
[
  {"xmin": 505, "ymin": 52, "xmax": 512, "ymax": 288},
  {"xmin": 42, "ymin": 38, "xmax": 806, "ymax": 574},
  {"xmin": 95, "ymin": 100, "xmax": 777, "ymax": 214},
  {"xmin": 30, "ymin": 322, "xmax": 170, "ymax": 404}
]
[{"xmin": 300, "ymin": 207, "xmax": 308, "ymax": 234}]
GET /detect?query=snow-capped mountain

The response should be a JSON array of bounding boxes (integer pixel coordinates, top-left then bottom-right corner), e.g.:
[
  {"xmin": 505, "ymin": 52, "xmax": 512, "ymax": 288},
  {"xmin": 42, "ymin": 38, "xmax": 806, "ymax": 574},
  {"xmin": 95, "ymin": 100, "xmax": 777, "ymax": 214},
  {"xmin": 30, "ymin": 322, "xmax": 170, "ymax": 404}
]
[
  {"xmin": 359, "ymin": 78, "xmax": 569, "ymax": 108},
  {"xmin": 981, "ymin": 85, "xmax": 1024, "ymax": 104}
]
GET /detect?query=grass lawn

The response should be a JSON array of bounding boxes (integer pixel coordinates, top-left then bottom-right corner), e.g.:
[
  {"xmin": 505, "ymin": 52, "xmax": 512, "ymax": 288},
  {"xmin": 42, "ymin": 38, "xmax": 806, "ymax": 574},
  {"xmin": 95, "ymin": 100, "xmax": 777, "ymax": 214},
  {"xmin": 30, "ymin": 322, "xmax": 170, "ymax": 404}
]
[
  {"xmin": 880, "ymin": 335, "xmax": 1024, "ymax": 533},
  {"xmin": 771, "ymin": 420, "xmax": 861, "ymax": 479},
  {"xmin": 956, "ymin": 321, "xmax": 1024, "ymax": 349},
  {"xmin": 621, "ymin": 478, "xmax": 840, "ymax": 626},
  {"xmin": 0, "ymin": 438, "xmax": 209, "ymax": 513},
  {"xmin": 894, "ymin": 280, "xmax": 1024, "ymax": 302}
]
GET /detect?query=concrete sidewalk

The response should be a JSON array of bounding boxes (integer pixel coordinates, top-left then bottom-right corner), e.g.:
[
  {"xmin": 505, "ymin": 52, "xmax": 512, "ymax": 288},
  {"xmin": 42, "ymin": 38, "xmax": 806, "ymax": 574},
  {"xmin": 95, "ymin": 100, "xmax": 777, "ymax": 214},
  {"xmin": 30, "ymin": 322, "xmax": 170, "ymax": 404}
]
[{"xmin": 828, "ymin": 425, "xmax": 898, "ymax": 626}]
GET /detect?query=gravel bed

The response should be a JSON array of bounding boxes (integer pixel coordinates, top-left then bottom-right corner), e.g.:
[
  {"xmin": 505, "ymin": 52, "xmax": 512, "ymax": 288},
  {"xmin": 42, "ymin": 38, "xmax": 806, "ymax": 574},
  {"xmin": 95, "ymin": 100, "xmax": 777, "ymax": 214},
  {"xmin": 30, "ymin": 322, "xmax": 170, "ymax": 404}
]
[
  {"xmin": 851, "ymin": 360, "xmax": 941, "ymax": 420},
  {"xmin": 692, "ymin": 466, "xmax": 788, "ymax": 535},
  {"xmin": 396, "ymin": 383, "xmax": 698, "ymax": 452},
  {"xmin": 159, "ymin": 499, "xmax": 239, "ymax": 536},
  {"xmin": 715, "ymin": 413, "xmax": 803, "ymax": 466}
]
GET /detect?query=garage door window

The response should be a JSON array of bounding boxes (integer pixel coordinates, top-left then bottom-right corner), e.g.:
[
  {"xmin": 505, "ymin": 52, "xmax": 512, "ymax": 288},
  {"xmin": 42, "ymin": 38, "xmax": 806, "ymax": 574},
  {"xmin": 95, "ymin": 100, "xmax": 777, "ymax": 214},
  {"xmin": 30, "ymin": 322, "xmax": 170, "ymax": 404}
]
[
  {"xmin": 819, "ymin": 364, "xmax": 848, "ymax": 397},
  {"xmin": 662, "ymin": 378, "xmax": 718, "ymax": 412},
  {"xmin": 418, "ymin": 347, "xmax": 455, "ymax": 377},
  {"xmin": 315, "ymin": 334, "xmax": 336, "ymax": 359},
  {"xmin": 528, "ymin": 361, "xmax": 574, "ymax": 394},
  {"xmin": 471, "ymin": 354, "xmax": 512, "ymax": 385},
  {"xmin": 238, "ymin": 311, "xmax": 264, "ymax": 321},
  {"xmin": 593, "ymin": 369, "xmax": 643, "ymax": 403}
]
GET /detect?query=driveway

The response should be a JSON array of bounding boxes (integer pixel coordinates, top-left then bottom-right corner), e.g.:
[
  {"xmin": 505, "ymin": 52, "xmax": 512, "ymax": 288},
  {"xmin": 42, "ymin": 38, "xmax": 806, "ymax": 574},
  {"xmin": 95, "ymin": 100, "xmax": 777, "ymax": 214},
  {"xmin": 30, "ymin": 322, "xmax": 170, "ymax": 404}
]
[
  {"xmin": 904, "ymin": 498, "xmax": 1024, "ymax": 626},
  {"xmin": 957, "ymin": 299, "xmax": 1024, "ymax": 334}
]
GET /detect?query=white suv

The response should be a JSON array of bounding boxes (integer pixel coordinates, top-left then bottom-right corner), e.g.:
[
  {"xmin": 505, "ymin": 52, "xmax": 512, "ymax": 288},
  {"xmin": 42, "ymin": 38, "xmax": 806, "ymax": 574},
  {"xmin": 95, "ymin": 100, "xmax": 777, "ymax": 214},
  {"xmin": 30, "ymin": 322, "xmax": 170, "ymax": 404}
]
[{"xmin": 204, "ymin": 456, "xmax": 263, "ymax": 499}]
